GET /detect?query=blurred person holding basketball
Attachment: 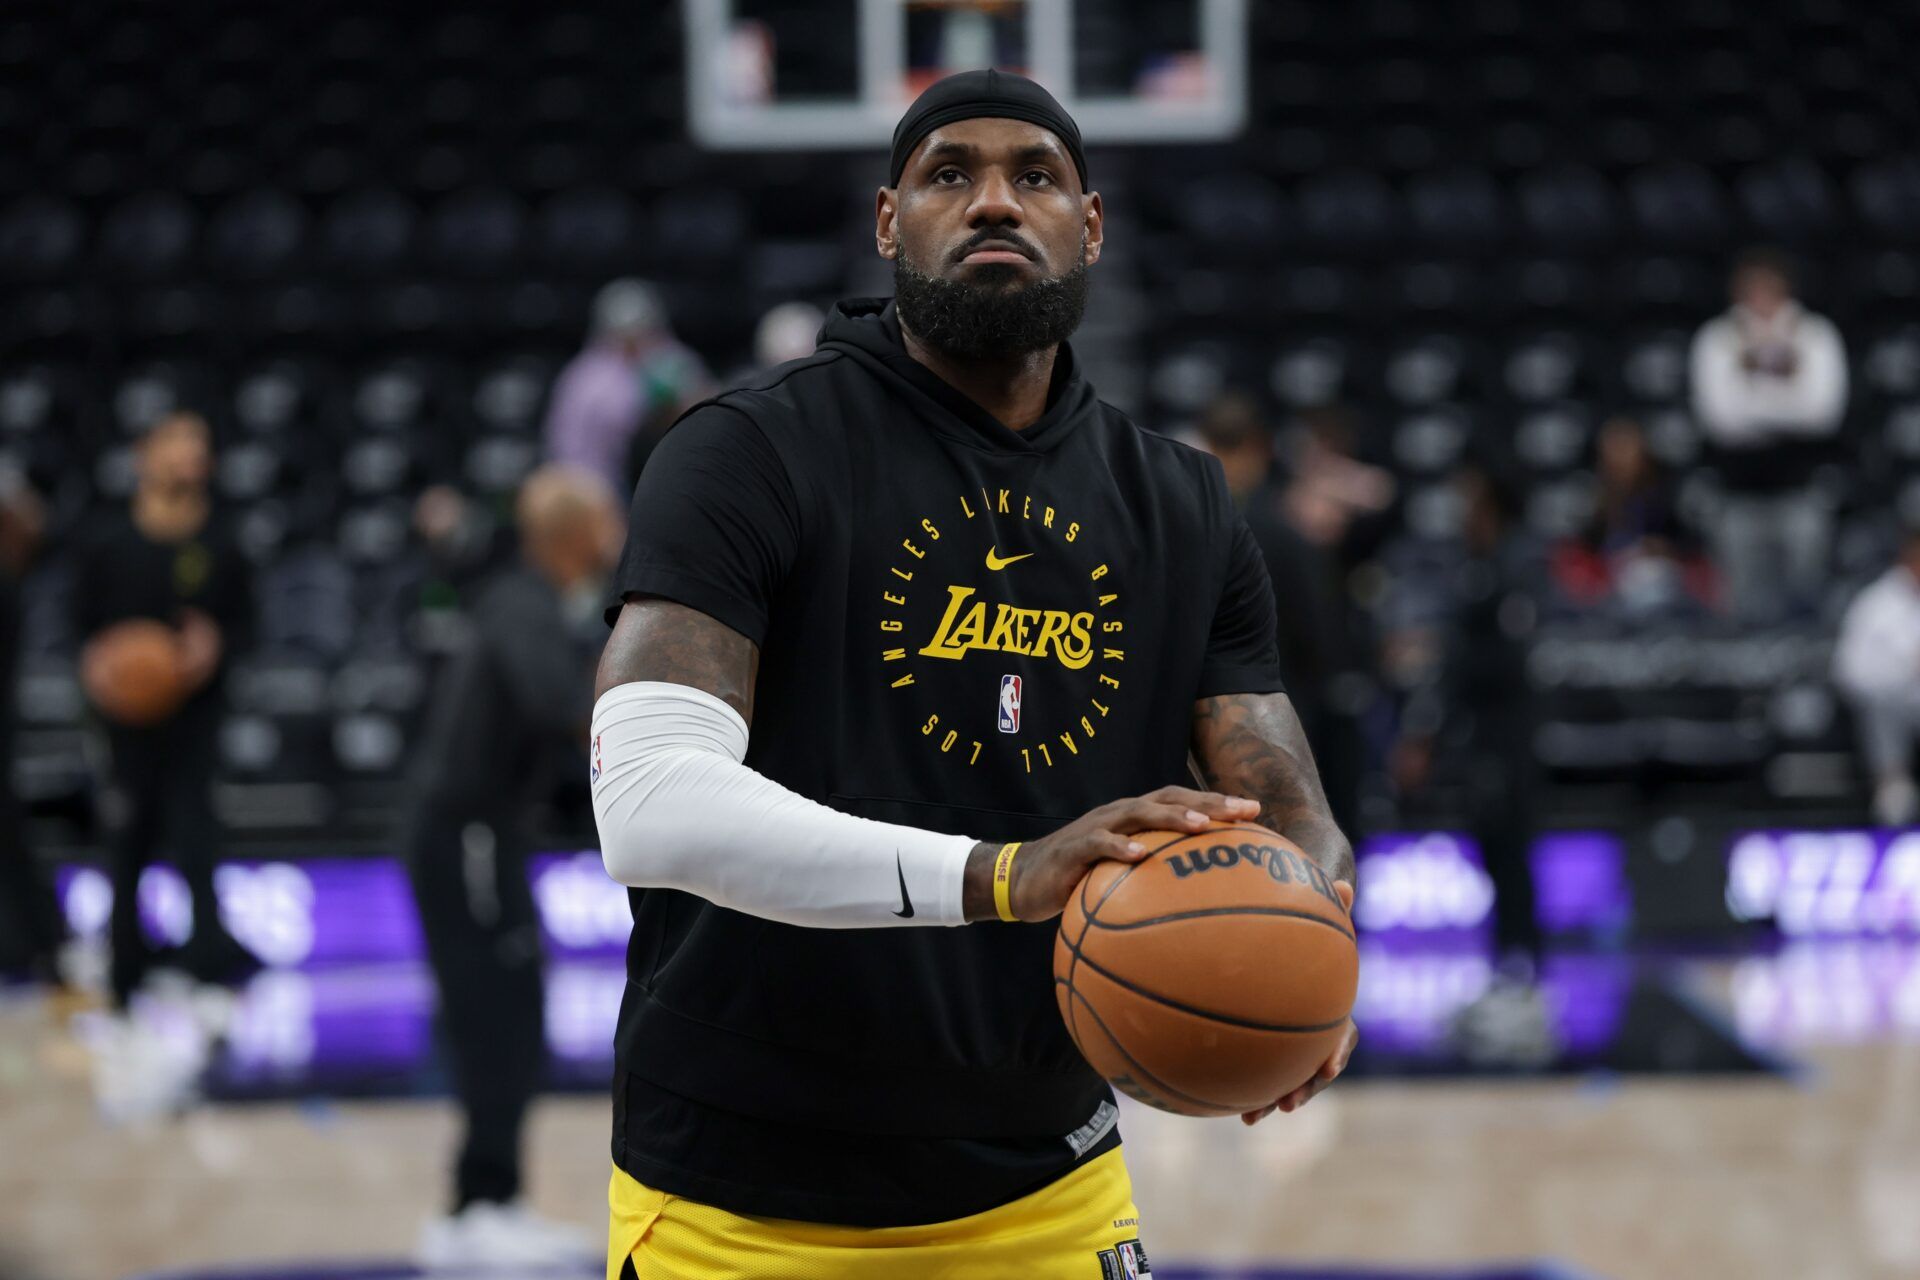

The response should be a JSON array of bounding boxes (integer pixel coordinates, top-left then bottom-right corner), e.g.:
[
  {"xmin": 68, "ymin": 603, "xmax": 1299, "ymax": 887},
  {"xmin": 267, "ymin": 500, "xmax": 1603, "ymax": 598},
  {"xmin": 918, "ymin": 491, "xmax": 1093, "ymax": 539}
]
[
  {"xmin": 590, "ymin": 71, "xmax": 1353, "ymax": 1277},
  {"xmin": 71, "ymin": 412, "xmax": 258, "ymax": 1008},
  {"xmin": 407, "ymin": 465, "xmax": 620, "ymax": 1270}
]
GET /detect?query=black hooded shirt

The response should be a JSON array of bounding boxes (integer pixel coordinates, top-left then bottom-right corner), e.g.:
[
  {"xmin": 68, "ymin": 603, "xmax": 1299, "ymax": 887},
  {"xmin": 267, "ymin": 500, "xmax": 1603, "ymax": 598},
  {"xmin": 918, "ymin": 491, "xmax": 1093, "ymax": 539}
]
[{"xmin": 604, "ymin": 297, "xmax": 1285, "ymax": 1226}]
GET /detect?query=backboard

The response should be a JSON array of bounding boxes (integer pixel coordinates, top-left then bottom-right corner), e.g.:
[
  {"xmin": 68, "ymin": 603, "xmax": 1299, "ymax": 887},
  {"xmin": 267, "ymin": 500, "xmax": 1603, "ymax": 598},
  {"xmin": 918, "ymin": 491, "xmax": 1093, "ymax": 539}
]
[{"xmin": 684, "ymin": 0, "xmax": 1248, "ymax": 150}]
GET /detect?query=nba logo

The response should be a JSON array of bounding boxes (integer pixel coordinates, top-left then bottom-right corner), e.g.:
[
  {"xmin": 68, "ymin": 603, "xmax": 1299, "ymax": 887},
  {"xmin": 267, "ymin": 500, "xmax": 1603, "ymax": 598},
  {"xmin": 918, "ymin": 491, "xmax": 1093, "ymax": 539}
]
[
  {"xmin": 997, "ymin": 675, "xmax": 1021, "ymax": 734},
  {"xmin": 1118, "ymin": 1240, "xmax": 1151, "ymax": 1279},
  {"xmin": 590, "ymin": 734, "xmax": 602, "ymax": 783}
]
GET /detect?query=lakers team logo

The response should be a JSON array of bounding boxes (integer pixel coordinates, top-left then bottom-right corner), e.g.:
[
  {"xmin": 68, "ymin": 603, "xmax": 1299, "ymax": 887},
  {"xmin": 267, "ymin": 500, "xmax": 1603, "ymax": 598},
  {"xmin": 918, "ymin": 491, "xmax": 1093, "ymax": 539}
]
[{"xmin": 876, "ymin": 486, "xmax": 1128, "ymax": 773}]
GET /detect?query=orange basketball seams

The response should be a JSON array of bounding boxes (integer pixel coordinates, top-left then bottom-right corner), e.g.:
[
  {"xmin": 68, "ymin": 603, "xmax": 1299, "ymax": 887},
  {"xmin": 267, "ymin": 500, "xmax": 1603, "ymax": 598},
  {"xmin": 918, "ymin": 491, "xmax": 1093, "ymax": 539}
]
[{"xmin": 1053, "ymin": 825, "xmax": 1359, "ymax": 1116}]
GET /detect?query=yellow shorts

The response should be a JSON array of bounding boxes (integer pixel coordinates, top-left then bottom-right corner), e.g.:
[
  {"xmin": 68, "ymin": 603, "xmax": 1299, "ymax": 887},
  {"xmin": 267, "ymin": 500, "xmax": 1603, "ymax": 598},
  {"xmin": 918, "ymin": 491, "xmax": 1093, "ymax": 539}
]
[{"xmin": 607, "ymin": 1148, "xmax": 1150, "ymax": 1280}]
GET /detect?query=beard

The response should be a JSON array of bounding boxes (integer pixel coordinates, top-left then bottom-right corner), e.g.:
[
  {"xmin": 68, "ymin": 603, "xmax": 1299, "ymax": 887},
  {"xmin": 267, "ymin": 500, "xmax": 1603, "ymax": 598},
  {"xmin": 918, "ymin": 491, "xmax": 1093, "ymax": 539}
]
[{"xmin": 893, "ymin": 241, "xmax": 1090, "ymax": 361}]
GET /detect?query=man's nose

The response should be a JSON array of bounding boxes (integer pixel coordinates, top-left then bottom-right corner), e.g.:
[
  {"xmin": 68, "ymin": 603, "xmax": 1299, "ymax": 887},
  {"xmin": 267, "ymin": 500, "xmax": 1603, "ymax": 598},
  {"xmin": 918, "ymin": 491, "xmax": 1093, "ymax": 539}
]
[{"xmin": 966, "ymin": 171, "xmax": 1024, "ymax": 226}]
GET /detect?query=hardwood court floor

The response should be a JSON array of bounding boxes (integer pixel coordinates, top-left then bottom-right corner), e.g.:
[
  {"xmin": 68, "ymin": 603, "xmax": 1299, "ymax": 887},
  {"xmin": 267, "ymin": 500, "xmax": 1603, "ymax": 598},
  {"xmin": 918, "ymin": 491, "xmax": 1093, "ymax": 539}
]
[{"xmin": 1, "ymin": 978, "xmax": 1914, "ymax": 1280}]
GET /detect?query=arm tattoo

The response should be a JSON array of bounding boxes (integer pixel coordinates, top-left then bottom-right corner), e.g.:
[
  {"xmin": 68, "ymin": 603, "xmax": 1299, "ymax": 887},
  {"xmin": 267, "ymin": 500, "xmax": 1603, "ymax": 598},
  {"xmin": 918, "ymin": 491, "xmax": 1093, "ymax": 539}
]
[
  {"xmin": 1191, "ymin": 692, "xmax": 1354, "ymax": 886},
  {"xmin": 594, "ymin": 597, "xmax": 760, "ymax": 724}
]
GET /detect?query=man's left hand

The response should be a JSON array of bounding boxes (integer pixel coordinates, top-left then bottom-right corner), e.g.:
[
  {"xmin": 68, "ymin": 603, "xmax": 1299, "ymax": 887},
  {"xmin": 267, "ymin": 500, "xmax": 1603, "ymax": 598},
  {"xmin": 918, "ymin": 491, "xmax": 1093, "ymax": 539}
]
[{"xmin": 1241, "ymin": 879, "xmax": 1358, "ymax": 1126}]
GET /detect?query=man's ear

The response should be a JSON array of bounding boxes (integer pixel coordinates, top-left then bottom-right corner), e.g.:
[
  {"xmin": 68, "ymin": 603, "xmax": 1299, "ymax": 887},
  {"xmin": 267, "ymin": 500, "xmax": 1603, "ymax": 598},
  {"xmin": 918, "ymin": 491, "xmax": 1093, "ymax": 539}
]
[
  {"xmin": 1082, "ymin": 190, "xmax": 1103, "ymax": 267},
  {"xmin": 876, "ymin": 187, "xmax": 899, "ymax": 260}
]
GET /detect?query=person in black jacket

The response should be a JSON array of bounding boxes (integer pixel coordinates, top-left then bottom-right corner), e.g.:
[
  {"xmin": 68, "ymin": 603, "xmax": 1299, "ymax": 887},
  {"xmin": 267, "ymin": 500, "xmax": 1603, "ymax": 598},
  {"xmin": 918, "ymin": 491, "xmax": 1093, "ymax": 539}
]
[
  {"xmin": 1193, "ymin": 393, "xmax": 1369, "ymax": 840},
  {"xmin": 71, "ymin": 413, "xmax": 258, "ymax": 1006},
  {"xmin": 408, "ymin": 464, "xmax": 618, "ymax": 1270},
  {"xmin": 1396, "ymin": 461, "xmax": 1556, "ymax": 1064},
  {"xmin": 589, "ymin": 70, "xmax": 1353, "ymax": 1275}
]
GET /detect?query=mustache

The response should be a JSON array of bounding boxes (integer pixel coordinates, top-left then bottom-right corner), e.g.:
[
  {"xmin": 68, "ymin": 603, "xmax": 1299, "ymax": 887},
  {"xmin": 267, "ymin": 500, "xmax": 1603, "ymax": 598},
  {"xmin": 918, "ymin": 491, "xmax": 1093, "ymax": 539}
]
[{"xmin": 951, "ymin": 229, "xmax": 1038, "ymax": 263}]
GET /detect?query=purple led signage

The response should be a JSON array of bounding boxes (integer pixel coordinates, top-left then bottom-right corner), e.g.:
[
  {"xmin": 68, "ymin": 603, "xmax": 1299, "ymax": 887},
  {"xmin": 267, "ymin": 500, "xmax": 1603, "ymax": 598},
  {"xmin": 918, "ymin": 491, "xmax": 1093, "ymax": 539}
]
[
  {"xmin": 59, "ymin": 833, "xmax": 1634, "ymax": 969},
  {"xmin": 1725, "ymin": 829, "xmax": 1920, "ymax": 936},
  {"xmin": 56, "ymin": 852, "xmax": 627, "ymax": 968},
  {"xmin": 1354, "ymin": 831, "xmax": 1628, "ymax": 937}
]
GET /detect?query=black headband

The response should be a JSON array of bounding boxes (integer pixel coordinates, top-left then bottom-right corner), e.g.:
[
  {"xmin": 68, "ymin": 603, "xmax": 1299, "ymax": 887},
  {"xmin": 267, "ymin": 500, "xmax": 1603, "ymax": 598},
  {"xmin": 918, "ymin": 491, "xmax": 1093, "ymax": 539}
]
[{"xmin": 888, "ymin": 68, "xmax": 1088, "ymax": 191}]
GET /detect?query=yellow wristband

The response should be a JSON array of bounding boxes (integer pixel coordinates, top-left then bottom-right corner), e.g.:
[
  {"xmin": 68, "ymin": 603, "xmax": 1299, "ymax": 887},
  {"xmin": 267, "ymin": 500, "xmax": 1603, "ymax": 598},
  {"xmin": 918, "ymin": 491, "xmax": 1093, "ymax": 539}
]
[{"xmin": 992, "ymin": 842, "xmax": 1022, "ymax": 923}]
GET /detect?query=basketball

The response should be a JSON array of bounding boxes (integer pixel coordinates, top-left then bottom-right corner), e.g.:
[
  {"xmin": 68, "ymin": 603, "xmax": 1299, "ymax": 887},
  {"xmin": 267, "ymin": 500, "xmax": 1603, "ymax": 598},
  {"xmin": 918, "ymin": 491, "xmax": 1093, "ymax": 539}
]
[
  {"xmin": 84, "ymin": 619, "xmax": 189, "ymax": 727},
  {"xmin": 1054, "ymin": 824, "xmax": 1358, "ymax": 1117}
]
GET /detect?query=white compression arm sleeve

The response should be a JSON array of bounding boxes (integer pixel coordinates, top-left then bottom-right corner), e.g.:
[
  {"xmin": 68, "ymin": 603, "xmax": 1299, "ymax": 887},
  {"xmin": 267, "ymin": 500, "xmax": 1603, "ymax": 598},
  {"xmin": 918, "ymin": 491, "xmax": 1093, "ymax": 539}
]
[{"xmin": 590, "ymin": 681, "xmax": 979, "ymax": 927}]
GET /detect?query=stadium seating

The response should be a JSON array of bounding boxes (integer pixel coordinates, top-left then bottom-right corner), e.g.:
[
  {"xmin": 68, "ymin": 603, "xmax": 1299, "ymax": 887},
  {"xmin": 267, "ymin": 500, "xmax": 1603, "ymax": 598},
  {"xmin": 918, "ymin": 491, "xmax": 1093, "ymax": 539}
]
[{"xmin": 9, "ymin": 0, "xmax": 1915, "ymax": 843}]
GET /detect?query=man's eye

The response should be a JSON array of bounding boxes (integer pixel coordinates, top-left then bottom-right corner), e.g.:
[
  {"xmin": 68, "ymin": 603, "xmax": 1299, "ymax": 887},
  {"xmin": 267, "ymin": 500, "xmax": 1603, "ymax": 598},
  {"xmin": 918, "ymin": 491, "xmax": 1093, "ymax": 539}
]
[
  {"xmin": 934, "ymin": 169, "xmax": 964, "ymax": 184},
  {"xmin": 1022, "ymin": 170, "xmax": 1052, "ymax": 186}
]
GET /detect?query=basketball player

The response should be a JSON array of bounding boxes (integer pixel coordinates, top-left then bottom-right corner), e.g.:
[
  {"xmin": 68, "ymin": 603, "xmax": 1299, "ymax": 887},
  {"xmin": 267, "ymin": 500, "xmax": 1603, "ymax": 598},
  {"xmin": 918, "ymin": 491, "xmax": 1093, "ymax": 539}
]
[
  {"xmin": 72, "ymin": 412, "xmax": 259, "ymax": 1007},
  {"xmin": 591, "ymin": 71, "xmax": 1355, "ymax": 1277}
]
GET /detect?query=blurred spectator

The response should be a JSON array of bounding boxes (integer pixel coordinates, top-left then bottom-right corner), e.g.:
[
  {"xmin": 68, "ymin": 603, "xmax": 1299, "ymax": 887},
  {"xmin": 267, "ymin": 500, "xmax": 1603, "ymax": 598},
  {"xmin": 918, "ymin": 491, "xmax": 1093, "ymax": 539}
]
[
  {"xmin": 1832, "ymin": 523, "xmax": 1920, "ymax": 828},
  {"xmin": 753, "ymin": 300, "xmax": 826, "ymax": 370},
  {"xmin": 722, "ymin": 300, "xmax": 827, "ymax": 389},
  {"xmin": 1397, "ymin": 462, "xmax": 1553, "ymax": 1059},
  {"xmin": 542, "ymin": 279, "xmax": 711, "ymax": 498},
  {"xmin": 1193, "ymin": 393, "xmax": 1364, "ymax": 836},
  {"xmin": 0, "ymin": 472, "xmax": 61, "ymax": 981},
  {"xmin": 406, "ymin": 465, "xmax": 619, "ymax": 1269},
  {"xmin": 1690, "ymin": 248, "xmax": 1848, "ymax": 621},
  {"xmin": 1281, "ymin": 405, "xmax": 1398, "ymax": 569},
  {"xmin": 71, "ymin": 413, "xmax": 259, "ymax": 1007},
  {"xmin": 1551, "ymin": 415, "xmax": 1714, "ymax": 619}
]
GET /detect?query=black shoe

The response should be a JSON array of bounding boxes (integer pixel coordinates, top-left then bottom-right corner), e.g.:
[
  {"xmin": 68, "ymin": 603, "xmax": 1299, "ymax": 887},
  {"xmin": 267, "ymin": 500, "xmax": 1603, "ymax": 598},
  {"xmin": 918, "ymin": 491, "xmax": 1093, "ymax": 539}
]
[
  {"xmin": 109, "ymin": 962, "xmax": 147, "ymax": 1009},
  {"xmin": 170, "ymin": 930, "xmax": 265, "ymax": 988}
]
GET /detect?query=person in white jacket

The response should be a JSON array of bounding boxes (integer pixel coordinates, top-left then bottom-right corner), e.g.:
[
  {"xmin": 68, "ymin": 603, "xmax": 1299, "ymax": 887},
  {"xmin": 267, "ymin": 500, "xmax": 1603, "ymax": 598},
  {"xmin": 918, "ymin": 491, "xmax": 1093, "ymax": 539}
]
[
  {"xmin": 1690, "ymin": 249, "xmax": 1849, "ymax": 621},
  {"xmin": 1832, "ymin": 525, "xmax": 1920, "ymax": 827}
]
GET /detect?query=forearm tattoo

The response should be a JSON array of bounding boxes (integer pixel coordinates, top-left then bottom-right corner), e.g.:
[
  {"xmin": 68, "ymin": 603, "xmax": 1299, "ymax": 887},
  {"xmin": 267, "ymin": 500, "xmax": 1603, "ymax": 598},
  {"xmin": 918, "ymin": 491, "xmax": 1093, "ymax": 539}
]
[{"xmin": 1191, "ymin": 692, "xmax": 1354, "ymax": 886}]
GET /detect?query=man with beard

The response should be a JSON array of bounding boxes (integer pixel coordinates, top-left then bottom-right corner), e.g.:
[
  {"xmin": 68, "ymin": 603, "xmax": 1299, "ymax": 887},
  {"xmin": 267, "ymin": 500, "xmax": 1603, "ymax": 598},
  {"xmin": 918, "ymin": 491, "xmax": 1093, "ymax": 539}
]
[{"xmin": 592, "ymin": 71, "xmax": 1354, "ymax": 1276}]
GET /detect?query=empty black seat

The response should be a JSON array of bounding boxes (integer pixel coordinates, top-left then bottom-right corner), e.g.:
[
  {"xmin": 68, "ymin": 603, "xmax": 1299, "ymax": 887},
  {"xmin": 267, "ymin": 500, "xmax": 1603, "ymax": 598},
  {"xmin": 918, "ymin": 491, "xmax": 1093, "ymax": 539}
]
[
  {"xmin": 1517, "ymin": 164, "xmax": 1618, "ymax": 245},
  {"xmin": 1390, "ymin": 408, "xmax": 1472, "ymax": 475},
  {"xmin": 1619, "ymin": 330, "xmax": 1692, "ymax": 402},
  {"xmin": 0, "ymin": 195, "xmax": 84, "ymax": 279},
  {"xmin": 321, "ymin": 187, "xmax": 416, "ymax": 273},
  {"xmin": 1626, "ymin": 162, "xmax": 1728, "ymax": 241},
  {"xmin": 1738, "ymin": 156, "xmax": 1837, "ymax": 239},
  {"xmin": 1851, "ymin": 153, "xmax": 1920, "ymax": 239},
  {"xmin": 471, "ymin": 356, "xmax": 552, "ymax": 435},
  {"xmin": 1503, "ymin": 331, "xmax": 1590, "ymax": 405},
  {"xmin": 1180, "ymin": 173, "xmax": 1288, "ymax": 248},
  {"xmin": 207, "ymin": 187, "xmax": 307, "ymax": 277},
  {"xmin": 1296, "ymin": 170, "xmax": 1400, "ymax": 248},
  {"xmin": 427, "ymin": 186, "xmax": 524, "ymax": 273},
  {"xmin": 98, "ymin": 190, "xmax": 195, "ymax": 276},
  {"xmin": 1384, "ymin": 335, "xmax": 1471, "ymax": 407},
  {"xmin": 1407, "ymin": 167, "xmax": 1509, "ymax": 245},
  {"xmin": 1270, "ymin": 340, "xmax": 1352, "ymax": 409},
  {"xmin": 1514, "ymin": 405, "xmax": 1593, "ymax": 473},
  {"xmin": 534, "ymin": 186, "xmax": 635, "ymax": 270}
]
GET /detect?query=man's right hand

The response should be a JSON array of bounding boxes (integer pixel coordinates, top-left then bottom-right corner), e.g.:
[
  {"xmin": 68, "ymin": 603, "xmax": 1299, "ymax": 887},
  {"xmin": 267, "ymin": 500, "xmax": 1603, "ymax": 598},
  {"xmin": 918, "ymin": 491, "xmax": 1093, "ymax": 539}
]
[
  {"xmin": 176, "ymin": 609, "xmax": 224, "ymax": 691},
  {"xmin": 963, "ymin": 787, "xmax": 1261, "ymax": 923}
]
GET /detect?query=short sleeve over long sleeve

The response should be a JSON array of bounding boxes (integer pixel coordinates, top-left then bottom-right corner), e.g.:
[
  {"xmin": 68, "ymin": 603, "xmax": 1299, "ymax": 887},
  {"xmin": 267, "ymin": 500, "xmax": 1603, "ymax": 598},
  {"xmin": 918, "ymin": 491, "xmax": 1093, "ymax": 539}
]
[
  {"xmin": 1196, "ymin": 519, "xmax": 1288, "ymax": 699},
  {"xmin": 606, "ymin": 403, "xmax": 802, "ymax": 646}
]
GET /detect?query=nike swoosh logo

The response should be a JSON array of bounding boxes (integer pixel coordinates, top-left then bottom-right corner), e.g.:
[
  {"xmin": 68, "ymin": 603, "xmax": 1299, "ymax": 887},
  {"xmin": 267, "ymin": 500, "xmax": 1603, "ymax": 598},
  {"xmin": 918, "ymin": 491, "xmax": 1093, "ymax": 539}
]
[
  {"xmin": 984, "ymin": 547, "xmax": 1033, "ymax": 571},
  {"xmin": 892, "ymin": 852, "xmax": 915, "ymax": 918}
]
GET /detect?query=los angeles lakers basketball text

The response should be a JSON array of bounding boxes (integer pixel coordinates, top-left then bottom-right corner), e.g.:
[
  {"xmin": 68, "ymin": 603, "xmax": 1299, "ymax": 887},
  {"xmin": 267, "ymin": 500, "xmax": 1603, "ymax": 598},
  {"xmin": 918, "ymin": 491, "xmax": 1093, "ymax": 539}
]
[{"xmin": 878, "ymin": 487, "xmax": 1127, "ymax": 773}]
